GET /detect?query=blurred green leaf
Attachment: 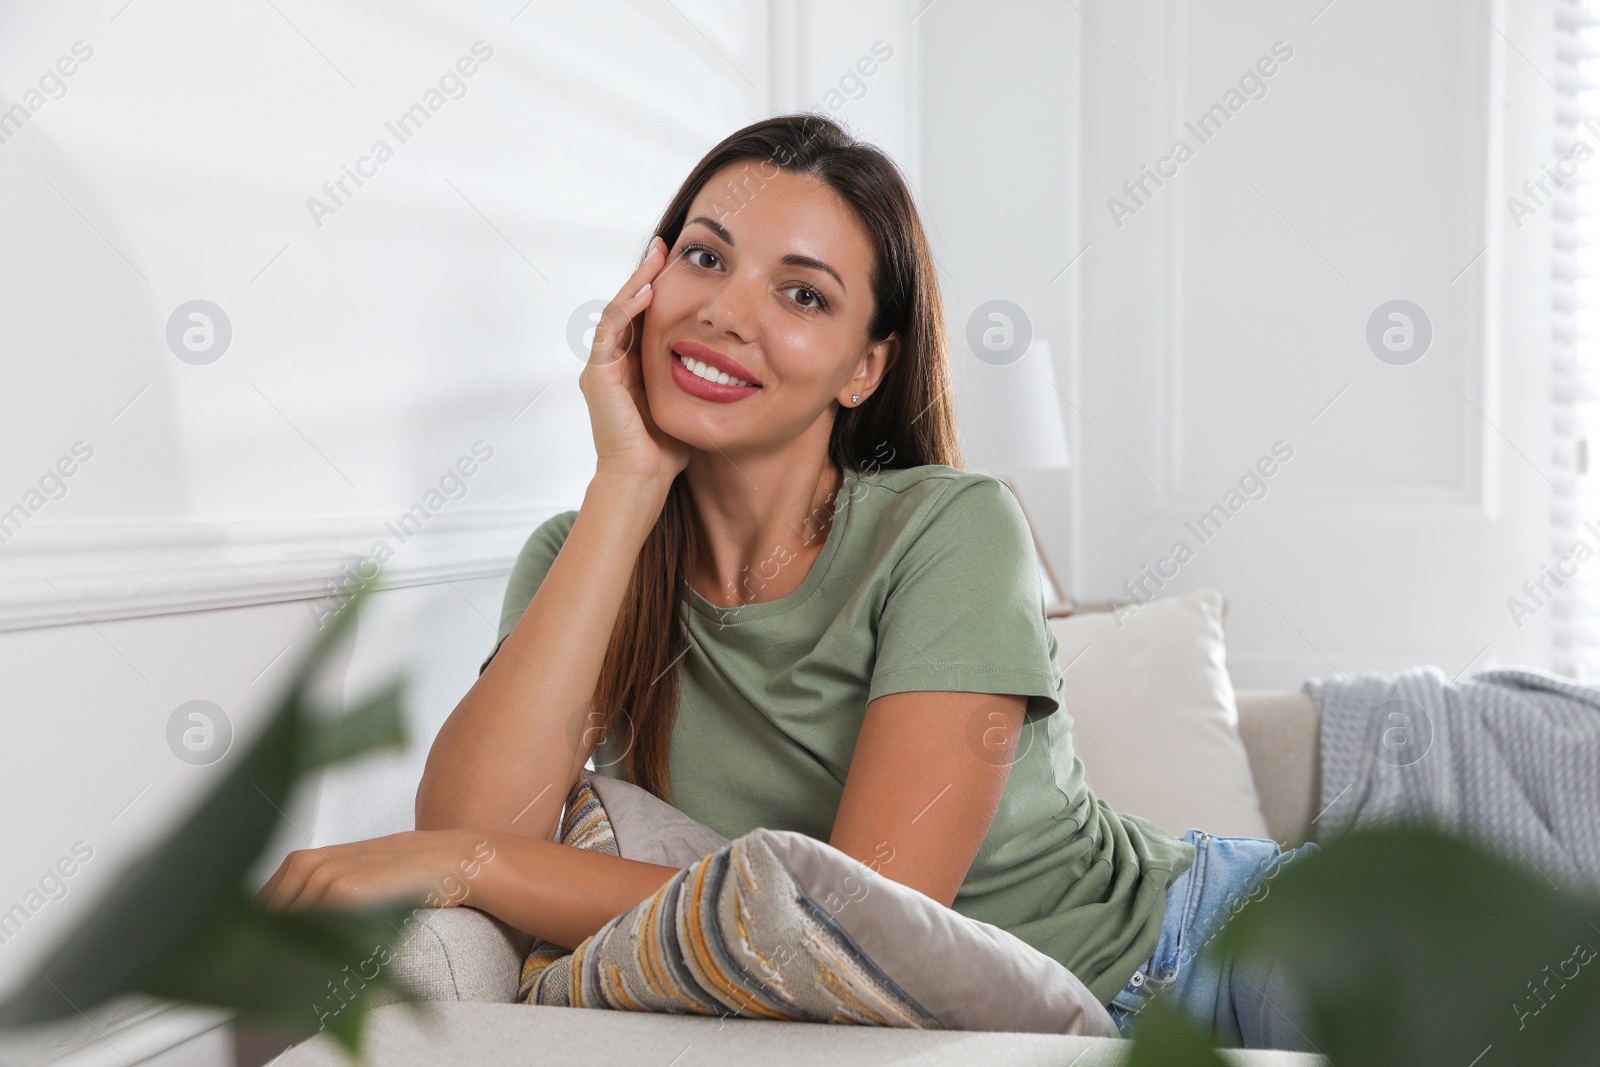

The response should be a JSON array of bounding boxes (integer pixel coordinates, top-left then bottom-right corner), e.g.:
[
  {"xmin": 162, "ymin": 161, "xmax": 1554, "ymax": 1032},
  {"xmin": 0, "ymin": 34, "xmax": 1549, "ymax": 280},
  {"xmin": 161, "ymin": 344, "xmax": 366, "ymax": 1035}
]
[
  {"xmin": 293, "ymin": 677, "xmax": 408, "ymax": 778},
  {"xmin": 1208, "ymin": 817, "xmax": 1600, "ymax": 1066},
  {"xmin": 0, "ymin": 679, "xmax": 300, "ymax": 1024},
  {"xmin": 1120, "ymin": 995, "xmax": 1232, "ymax": 1067},
  {"xmin": 0, "ymin": 572, "xmax": 426, "ymax": 1061},
  {"xmin": 138, "ymin": 894, "xmax": 436, "ymax": 1056}
]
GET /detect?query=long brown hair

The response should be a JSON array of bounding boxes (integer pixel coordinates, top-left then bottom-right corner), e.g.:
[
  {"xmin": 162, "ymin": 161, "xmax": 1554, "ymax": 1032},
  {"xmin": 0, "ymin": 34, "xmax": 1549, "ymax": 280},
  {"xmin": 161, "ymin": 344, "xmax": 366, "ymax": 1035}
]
[{"xmin": 593, "ymin": 113, "xmax": 963, "ymax": 802}]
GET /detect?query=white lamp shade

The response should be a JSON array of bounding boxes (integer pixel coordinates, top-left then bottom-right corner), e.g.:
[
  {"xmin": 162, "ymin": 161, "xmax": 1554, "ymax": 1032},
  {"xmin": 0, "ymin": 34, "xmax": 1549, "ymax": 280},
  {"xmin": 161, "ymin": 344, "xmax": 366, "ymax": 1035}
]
[{"xmin": 960, "ymin": 340, "xmax": 1072, "ymax": 470}]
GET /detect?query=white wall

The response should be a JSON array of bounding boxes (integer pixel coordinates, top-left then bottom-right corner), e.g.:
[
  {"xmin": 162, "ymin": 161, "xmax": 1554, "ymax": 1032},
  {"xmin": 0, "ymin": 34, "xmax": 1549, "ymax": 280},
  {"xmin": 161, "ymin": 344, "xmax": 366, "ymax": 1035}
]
[
  {"xmin": 917, "ymin": 0, "xmax": 1556, "ymax": 688},
  {"xmin": 915, "ymin": 0, "xmax": 1084, "ymax": 610},
  {"xmin": 0, "ymin": 0, "xmax": 924, "ymax": 1058}
]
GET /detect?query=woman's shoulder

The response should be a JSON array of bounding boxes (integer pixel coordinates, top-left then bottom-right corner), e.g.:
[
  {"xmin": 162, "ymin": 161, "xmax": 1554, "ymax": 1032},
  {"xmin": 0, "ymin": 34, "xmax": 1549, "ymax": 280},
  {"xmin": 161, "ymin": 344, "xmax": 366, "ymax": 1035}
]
[
  {"xmin": 508, "ymin": 509, "xmax": 580, "ymax": 579},
  {"xmin": 852, "ymin": 462, "xmax": 1008, "ymax": 495},
  {"xmin": 851, "ymin": 463, "xmax": 1022, "ymax": 519},
  {"xmin": 524, "ymin": 508, "xmax": 579, "ymax": 548},
  {"xmin": 848, "ymin": 464, "xmax": 1032, "ymax": 557}
]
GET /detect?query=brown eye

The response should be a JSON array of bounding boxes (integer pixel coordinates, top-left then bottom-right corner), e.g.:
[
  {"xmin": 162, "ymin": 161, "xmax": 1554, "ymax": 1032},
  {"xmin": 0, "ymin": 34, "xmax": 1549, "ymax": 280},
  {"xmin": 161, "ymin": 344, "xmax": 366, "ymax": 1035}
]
[
  {"xmin": 681, "ymin": 244, "xmax": 720, "ymax": 270},
  {"xmin": 784, "ymin": 284, "xmax": 828, "ymax": 312}
]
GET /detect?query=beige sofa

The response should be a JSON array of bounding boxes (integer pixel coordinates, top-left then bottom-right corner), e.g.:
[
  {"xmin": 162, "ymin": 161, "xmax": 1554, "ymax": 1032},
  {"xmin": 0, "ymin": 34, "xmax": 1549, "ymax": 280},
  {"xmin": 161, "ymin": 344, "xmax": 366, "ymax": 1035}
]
[{"xmin": 278, "ymin": 690, "xmax": 1325, "ymax": 1066}]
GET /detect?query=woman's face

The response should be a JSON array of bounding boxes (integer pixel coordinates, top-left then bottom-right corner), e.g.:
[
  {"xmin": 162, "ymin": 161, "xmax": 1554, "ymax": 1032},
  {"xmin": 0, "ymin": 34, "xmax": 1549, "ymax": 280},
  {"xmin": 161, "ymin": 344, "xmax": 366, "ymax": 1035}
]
[{"xmin": 640, "ymin": 161, "xmax": 896, "ymax": 457}]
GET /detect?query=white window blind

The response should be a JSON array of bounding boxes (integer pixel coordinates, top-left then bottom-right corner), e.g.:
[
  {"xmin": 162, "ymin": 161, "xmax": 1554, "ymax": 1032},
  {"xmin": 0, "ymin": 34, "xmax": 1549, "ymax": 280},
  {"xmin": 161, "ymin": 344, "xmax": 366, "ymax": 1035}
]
[{"xmin": 1554, "ymin": 0, "xmax": 1600, "ymax": 678}]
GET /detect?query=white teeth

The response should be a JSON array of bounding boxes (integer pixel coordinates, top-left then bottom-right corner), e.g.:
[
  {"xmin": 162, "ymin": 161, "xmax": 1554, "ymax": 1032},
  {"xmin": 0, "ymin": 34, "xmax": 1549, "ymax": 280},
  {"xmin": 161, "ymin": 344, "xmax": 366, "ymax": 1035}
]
[{"xmin": 679, "ymin": 353, "xmax": 754, "ymax": 388}]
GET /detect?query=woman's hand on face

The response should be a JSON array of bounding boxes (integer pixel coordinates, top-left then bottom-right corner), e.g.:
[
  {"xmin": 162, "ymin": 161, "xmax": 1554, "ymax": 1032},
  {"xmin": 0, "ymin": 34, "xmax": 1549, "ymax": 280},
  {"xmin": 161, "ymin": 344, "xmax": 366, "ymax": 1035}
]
[
  {"xmin": 253, "ymin": 829, "xmax": 497, "ymax": 912},
  {"xmin": 579, "ymin": 236, "xmax": 691, "ymax": 492}
]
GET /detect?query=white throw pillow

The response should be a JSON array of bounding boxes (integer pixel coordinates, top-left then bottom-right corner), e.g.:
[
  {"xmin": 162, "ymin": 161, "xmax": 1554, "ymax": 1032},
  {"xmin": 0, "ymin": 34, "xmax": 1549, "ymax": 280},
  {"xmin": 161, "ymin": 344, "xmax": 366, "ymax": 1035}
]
[{"xmin": 1048, "ymin": 588, "xmax": 1271, "ymax": 839}]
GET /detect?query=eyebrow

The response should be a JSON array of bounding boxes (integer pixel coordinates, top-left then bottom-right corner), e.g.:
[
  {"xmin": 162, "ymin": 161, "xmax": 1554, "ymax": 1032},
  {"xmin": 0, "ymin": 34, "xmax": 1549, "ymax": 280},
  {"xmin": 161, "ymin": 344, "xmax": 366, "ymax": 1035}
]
[{"xmin": 682, "ymin": 215, "xmax": 847, "ymax": 294}]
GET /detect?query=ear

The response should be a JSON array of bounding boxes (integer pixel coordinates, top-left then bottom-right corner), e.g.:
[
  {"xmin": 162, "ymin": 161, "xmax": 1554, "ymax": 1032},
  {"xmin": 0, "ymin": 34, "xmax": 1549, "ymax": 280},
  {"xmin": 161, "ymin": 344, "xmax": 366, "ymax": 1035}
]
[{"xmin": 838, "ymin": 332, "xmax": 900, "ymax": 407}]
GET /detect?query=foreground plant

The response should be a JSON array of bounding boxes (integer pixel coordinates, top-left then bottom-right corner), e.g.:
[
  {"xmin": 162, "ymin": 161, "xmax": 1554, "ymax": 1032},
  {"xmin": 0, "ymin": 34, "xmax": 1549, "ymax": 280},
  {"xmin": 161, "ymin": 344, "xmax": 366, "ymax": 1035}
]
[
  {"xmin": 1127, "ymin": 819, "xmax": 1600, "ymax": 1066},
  {"xmin": 0, "ymin": 573, "xmax": 432, "ymax": 1058}
]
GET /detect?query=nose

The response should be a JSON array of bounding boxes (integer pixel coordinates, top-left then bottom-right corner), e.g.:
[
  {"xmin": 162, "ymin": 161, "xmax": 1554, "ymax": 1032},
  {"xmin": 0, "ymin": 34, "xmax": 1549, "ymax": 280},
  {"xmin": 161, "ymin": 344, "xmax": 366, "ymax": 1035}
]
[{"xmin": 698, "ymin": 270, "xmax": 760, "ymax": 343}]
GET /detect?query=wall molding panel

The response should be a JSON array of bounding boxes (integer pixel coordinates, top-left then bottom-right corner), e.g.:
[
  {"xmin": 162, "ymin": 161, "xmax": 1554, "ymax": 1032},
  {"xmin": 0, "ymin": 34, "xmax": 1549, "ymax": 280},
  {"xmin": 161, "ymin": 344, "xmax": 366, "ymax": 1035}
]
[
  {"xmin": 1147, "ymin": 1, "xmax": 1504, "ymax": 521},
  {"xmin": 0, "ymin": 509, "xmax": 550, "ymax": 633}
]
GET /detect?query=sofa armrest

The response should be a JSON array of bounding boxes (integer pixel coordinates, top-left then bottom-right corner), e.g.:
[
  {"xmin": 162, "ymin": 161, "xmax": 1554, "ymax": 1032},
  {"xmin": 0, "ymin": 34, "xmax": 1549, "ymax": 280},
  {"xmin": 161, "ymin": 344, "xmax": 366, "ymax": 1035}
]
[
  {"xmin": 369, "ymin": 907, "xmax": 534, "ymax": 1005},
  {"xmin": 1234, "ymin": 690, "xmax": 1321, "ymax": 848}
]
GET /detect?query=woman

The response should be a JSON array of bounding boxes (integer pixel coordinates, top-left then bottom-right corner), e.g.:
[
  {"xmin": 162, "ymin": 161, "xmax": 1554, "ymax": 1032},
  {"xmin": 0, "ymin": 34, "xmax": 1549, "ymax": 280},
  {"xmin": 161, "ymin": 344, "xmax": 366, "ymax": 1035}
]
[{"xmin": 256, "ymin": 113, "xmax": 1319, "ymax": 1052}]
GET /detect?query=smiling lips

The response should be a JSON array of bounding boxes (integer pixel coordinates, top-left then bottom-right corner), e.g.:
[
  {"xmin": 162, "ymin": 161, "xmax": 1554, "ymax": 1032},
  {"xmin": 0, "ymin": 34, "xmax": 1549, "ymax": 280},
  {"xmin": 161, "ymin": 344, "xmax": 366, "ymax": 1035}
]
[{"xmin": 670, "ymin": 340, "xmax": 762, "ymax": 403}]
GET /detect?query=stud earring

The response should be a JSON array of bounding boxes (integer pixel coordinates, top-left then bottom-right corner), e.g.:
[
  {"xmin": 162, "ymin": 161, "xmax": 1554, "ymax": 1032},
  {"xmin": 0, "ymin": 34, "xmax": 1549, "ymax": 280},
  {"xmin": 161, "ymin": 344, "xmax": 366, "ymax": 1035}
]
[{"xmin": 851, "ymin": 394, "xmax": 860, "ymax": 404}]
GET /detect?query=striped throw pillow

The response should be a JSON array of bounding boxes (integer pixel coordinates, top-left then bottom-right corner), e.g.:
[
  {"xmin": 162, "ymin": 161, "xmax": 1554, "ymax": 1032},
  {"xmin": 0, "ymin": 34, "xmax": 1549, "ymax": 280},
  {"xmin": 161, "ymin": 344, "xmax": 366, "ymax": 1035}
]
[{"xmin": 516, "ymin": 773, "xmax": 1119, "ymax": 1036}]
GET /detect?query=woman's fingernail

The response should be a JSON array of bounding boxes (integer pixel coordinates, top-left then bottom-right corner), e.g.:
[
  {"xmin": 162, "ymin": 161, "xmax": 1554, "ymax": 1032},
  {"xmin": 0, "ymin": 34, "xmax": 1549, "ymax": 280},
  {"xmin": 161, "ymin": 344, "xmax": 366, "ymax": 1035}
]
[{"xmin": 634, "ymin": 282, "xmax": 652, "ymax": 297}]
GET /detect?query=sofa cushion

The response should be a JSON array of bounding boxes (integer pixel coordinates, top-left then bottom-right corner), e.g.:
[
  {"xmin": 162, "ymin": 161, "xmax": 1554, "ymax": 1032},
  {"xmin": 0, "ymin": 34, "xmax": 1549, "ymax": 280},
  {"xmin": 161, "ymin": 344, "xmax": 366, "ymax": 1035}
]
[
  {"xmin": 274, "ymin": 1000, "xmax": 1332, "ymax": 1067},
  {"xmin": 371, "ymin": 906, "xmax": 533, "ymax": 1006},
  {"xmin": 1235, "ymin": 689, "xmax": 1322, "ymax": 847},
  {"xmin": 1048, "ymin": 588, "xmax": 1271, "ymax": 839}
]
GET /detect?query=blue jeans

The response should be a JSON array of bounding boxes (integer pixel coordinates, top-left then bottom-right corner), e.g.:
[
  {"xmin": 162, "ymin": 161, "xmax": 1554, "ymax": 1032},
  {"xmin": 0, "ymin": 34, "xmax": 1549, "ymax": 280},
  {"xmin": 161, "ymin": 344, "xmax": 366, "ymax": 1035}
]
[{"xmin": 1105, "ymin": 829, "xmax": 1323, "ymax": 1052}]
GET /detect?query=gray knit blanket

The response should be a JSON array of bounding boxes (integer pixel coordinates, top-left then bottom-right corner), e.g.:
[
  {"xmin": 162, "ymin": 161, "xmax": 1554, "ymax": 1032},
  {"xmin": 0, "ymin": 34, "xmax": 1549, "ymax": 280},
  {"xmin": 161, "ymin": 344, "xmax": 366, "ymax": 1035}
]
[{"xmin": 1303, "ymin": 665, "xmax": 1600, "ymax": 892}]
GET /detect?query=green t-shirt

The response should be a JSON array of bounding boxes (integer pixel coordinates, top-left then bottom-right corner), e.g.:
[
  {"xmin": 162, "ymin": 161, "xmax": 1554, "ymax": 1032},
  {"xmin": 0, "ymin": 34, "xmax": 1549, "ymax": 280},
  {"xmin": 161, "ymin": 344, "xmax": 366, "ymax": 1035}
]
[{"xmin": 482, "ymin": 463, "xmax": 1196, "ymax": 1005}]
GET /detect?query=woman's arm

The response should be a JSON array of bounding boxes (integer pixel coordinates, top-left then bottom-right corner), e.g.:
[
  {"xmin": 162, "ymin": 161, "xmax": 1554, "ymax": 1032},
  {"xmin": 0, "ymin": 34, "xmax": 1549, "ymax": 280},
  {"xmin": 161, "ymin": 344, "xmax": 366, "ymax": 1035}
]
[
  {"xmin": 255, "ymin": 828, "xmax": 682, "ymax": 950},
  {"xmin": 271, "ymin": 692, "xmax": 1020, "ymax": 941},
  {"xmin": 828, "ymin": 690, "xmax": 1026, "ymax": 906},
  {"xmin": 415, "ymin": 235, "xmax": 684, "ymax": 841},
  {"xmin": 413, "ymin": 471, "xmax": 669, "ymax": 840},
  {"xmin": 469, "ymin": 831, "xmax": 682, "ymax": 948}
]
